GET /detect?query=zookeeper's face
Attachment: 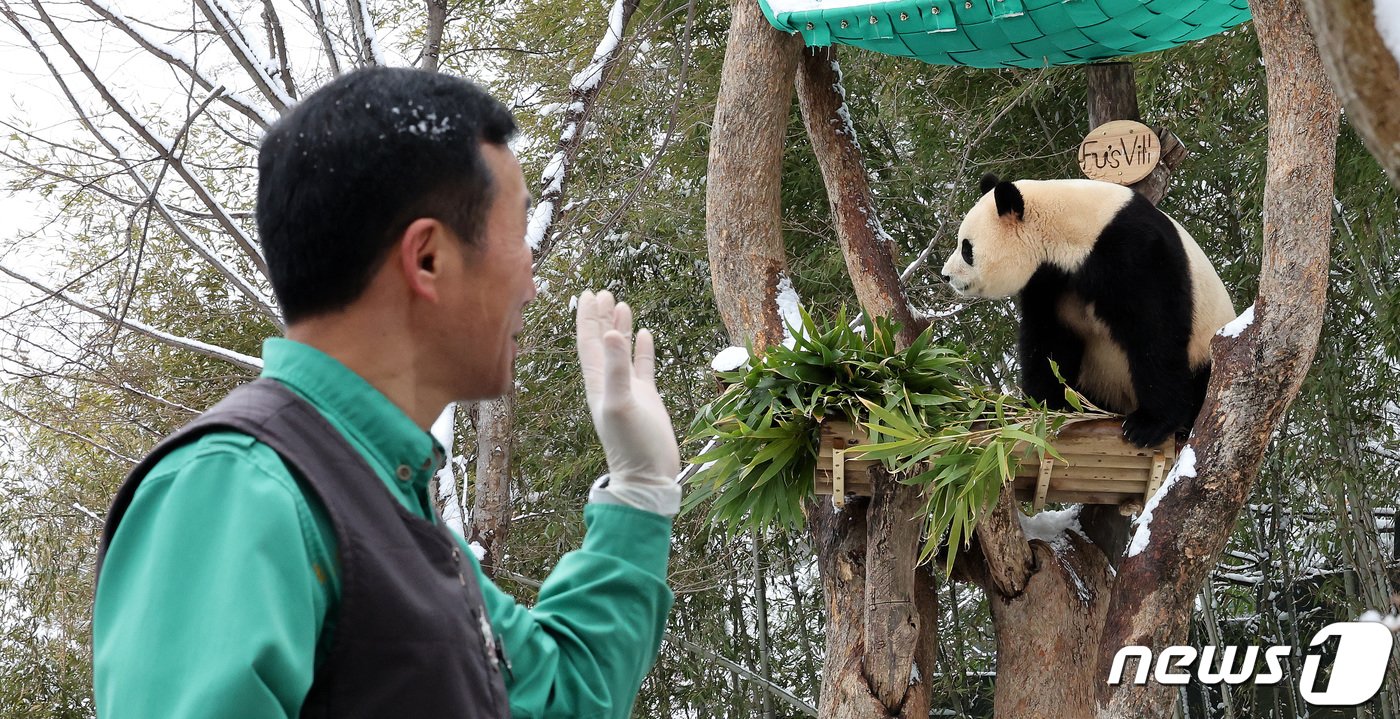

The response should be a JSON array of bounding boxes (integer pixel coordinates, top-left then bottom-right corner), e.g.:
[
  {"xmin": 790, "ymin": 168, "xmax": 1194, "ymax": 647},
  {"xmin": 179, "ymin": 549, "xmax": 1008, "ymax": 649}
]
[{"xmin": 441, "ymin": 143, "xmax": 536, "ymax": 400}]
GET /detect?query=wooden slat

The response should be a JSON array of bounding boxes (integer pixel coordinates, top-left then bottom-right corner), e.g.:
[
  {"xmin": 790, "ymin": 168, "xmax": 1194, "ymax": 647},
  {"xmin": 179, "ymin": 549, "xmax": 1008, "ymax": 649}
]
[
  {"xmin": 1033, "ymin": 458, "xmax": 1054, "ymax": 511},
  {"xmin": 1016, "ymin": 476, "xmax": 1146, "ymax": 494},
  {"xmin": 814, "ymin": 473, "xmax": 875, "ymax": 495},
  {"xmin": 1013, "ymin": 488, "xmax": 1141, "ymax": 505},
  {"xmin": 812, "ymin": 417, "xmax": 1182, "ymax": 505},
  {"xmin": 831, "ymin": 437, "xmax": 847, "ymax": 509}
]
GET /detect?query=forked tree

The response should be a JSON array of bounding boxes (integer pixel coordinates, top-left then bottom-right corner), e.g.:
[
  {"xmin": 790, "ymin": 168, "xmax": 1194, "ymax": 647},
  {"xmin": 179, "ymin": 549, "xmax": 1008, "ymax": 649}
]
[{"xmin": 704, "ymin": 0, "xmax": 1341, "ymax": 716}]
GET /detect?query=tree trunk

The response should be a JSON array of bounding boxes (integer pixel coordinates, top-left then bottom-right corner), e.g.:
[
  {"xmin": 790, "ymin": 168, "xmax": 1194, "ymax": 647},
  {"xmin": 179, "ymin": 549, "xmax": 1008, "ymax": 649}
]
[
  {"xmin": 795, "ymin": 48, "xmax": 921, "ymax": 345},
  {"xmin": 470, "ymin": 397, "xmax": 514, "ymax": 577},
  {"xmin": 796, "ymin": 46, "xmax": 931, "ymax": 719},
  {"xmin": 706, "ymin": 0, "xmax": 801, "ymax": 348},
  {"xmin": 1299, "ymin": 0, "xmax": 1400, "ymax": 189},
  {"xmin": 1095, "ymin": 0, "xmax": 1340, "ymax": 715}
]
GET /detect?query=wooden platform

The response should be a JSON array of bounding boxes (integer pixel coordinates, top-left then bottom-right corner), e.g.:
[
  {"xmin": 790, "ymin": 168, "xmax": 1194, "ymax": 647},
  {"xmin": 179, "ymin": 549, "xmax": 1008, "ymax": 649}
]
[{"xmin": 814, "ymin": 418, "xmax": 1176, "ymax": 512}]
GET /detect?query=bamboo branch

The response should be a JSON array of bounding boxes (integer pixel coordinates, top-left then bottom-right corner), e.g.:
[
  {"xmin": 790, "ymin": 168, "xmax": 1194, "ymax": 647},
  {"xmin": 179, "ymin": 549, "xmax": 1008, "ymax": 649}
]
[
  {"xmin": 0, "ymin": 396, "xmax": 138, "ymax": 465},
  {"xmin": 76, "ymin": 0, "xmax": 275, "ymax": 128},
  {"xmin": 193, "ymin": 0, "xmax": 293, "ymax": 111},
  {"xmin": 0, "ymin": 263, "xmax": 263, "ymax": 371},
  {"xmin": 26, "ymin": 1, "xmax": 271, "ymax": 281}
]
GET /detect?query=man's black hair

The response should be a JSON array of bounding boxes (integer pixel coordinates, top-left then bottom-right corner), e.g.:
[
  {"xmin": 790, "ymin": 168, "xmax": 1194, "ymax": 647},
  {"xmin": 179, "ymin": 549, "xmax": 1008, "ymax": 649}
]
[{"xmin": 257, "ymin": 67, "xmax": 517, "ymax": 323}]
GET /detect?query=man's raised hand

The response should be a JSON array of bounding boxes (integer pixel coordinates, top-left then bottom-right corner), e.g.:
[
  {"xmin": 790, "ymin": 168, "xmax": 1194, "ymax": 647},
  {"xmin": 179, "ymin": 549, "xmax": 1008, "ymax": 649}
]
[{"xmin": 575, "ymin": 290, "xmax": 681, "ymax": 516}]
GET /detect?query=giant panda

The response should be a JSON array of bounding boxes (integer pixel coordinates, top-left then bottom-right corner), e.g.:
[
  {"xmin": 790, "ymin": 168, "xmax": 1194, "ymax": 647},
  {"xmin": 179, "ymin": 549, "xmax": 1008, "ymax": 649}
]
[{"xmin": 939, "ymin": 174, "xmax": 1236, "ymax": 448}]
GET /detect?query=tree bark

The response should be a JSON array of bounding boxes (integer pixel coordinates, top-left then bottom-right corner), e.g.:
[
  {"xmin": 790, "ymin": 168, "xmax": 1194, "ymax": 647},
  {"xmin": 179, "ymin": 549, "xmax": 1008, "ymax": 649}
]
[
  {"xmin": 706, "ymin": 0, "xmax": 801, "ymax": 349},
  {"xmin": 420, "ymin": 0, "xmax": 447, "ymax": 72},
  {"xmin": 985, "ymin": 536, "xmax": 1113, "ymax": 717},
  {"xmin": 1095, "ymin": 0, "xmax": 1340, "ymax": 715},
  {"xmin": 795, "ymin": 49, "xmax": 921, "ymax": 345},
  {"xmin": 470, "ymin": 398, "xmax": 514, "ymax": 577},
  {"xmin": 1300, "ymin": 0, "xmax": 1400, "ymax": 189},
  {"xmin": 796, "ymin": 45, "xmax": 930, "ymax": 719}
]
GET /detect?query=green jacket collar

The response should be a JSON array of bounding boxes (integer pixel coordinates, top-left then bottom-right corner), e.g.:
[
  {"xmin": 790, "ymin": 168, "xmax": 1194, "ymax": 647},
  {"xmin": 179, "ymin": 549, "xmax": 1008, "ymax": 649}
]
[{"xmin": 260, "ymin": 337, "xmax": 441, "ymax": 488}]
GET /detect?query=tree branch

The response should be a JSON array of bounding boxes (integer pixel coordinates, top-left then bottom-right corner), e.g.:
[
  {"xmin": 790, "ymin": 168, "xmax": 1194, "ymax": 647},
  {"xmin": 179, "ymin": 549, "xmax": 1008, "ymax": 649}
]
[
  {"xmin": 0, "ymin": 263, "xmax": 264, "ymax": 371},
  {"xmin": 75, "ymin": 0, "xmax": 275, "ymax": 129},
  {"xmin": 260, "ymin": 0, "xmax": 298, "ymax": 99},
  {"xmin": 4, "ymin": 4, "xmax": 279, "ymax": 322},
  {"xmin": 193, "ymin": 0, "xmax": 293, "ymax": 111},
  {"xmin": 1096, "ymin": 0, "xmax": 1341, "ymax": 714},
  {"xmin": 25, "ymin": 0, "xmax": 271, "ymax": 281},
  {"xmin": 419, "ymin": 0, "xmax": 446, "ymax": 72},
  {"xmin": 527, "ymin": 0, "xmax": 642, "ymax": 263},
  {"xmin": 344, "ymin": 0, "xmax": 383, "ymax": 66}
]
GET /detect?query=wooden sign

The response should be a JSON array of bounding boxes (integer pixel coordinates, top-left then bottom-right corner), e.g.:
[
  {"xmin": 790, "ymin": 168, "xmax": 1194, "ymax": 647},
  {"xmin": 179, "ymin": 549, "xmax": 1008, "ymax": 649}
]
[{"xmin": 1078, "ymin": 120, "xmax": 1161, "ymax": 185}]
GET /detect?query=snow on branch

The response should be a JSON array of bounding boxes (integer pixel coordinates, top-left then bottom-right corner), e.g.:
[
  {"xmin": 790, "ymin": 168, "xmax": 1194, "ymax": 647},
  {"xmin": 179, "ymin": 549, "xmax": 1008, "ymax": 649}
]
[
  {"xmin": 78, "ymin": 0, "xmax": 276, "ymax": 128},
  {"xmin": 346, "ymin": 0, "xmax": 385, "ymax": 66},
  {"xmin": 527, "ymin": 0, "xmax": 639, "ymax": 259},
  {"xmin": 25, "ymin": 1, "xmax": 271, "ymax": 281},
  {"xmin": 3, "ymin": 14, "xmax": 279, "ymax": 322},
  {"xmin": 195, "ymin": 0, "xmax": 295, "ymax": 111},
  {"xmin": 0, "ymin": 263, "xmax": 264, "ymax": 372}
]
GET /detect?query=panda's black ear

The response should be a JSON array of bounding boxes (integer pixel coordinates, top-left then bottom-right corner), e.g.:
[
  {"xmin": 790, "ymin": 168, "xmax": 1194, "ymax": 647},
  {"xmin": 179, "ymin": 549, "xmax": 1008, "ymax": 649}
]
[
  {"xmin": 979, "ymin": 174, "xmax": 999, "ymax": 196},
  {"xmin": 993, "ymin": 180, "xmax": 1024, "ymax": 221}
]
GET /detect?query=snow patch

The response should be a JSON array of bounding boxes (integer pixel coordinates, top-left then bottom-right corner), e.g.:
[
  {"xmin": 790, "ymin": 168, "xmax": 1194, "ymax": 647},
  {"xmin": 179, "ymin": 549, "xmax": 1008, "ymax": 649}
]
[
  {"xmin": 525, "ymin": 199, "xmax": 555, "ymax": 250},
  {"xmin": 1218, "ymin": 304, "xmax": 1255, "ymax": 338},
  {"xmin": 1019, "ymin": 506, "xmax": 1087, "ymax": 551},
  {"xmin": 1377, "ymin": 0, "xmax": 1400, "ymax": 70},
  {"xmin": 468, "ymin": 541, "xmax": 488, "ymax": 561},
  {"xmin": 570, "ymin": 0, "xmax": 627, "ymax": 92},
  {"xmin": 431, "ymin": 403, "xmax": 466, "ymax": 537},
  {"xmin": 711, "ymin": 346, "xmax": 750, "ymax": 372},
  {"xmin": 1127, "ymin": 446, "xmax": 1197, "ymax": 558},
  {"xmin": 1359, "ymin": 609, "xmax": 1400, "ymax": 632},
  {"xmin": 775, "ymin": 274, "xmax": 804, "ymax": 346}
]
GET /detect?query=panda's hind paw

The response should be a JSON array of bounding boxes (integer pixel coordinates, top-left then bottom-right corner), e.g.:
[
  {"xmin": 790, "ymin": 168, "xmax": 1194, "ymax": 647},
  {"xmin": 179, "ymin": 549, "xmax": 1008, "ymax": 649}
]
[{"xmin": 1122, "ymin": 411, "xmax": 1177, "ymax": 449}]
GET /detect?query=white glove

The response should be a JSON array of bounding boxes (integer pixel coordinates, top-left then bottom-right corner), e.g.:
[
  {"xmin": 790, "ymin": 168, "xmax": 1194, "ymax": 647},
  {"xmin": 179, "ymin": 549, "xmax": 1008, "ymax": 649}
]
[{"xmin": 575, "ymin": 290, "xmax": 682, "ymax": 516}]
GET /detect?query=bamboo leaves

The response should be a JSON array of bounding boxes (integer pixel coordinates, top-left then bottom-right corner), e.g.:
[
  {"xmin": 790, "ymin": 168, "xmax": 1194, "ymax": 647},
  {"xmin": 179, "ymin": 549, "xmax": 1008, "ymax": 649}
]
[{"xmin": 685, "ymin": 312, "xmax": 1106, "ymax": 570}]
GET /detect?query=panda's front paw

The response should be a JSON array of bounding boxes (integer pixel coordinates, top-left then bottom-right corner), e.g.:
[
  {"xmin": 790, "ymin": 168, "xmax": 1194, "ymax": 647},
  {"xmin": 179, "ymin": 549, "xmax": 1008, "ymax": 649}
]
[{"xmin": 1122, "ymin": 411, "xmax": 1177, "ymax": 449}]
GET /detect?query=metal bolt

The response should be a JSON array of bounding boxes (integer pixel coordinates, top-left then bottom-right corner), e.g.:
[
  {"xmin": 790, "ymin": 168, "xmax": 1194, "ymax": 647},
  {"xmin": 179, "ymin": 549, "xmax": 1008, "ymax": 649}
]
[
  {"xmin": 806, "ymin": 21, "xmax": 815, "ymax": 29},
  {"xmin": 840, "ymin": 19, "xmax": 849, "ymax": 28},
  {"xmin": 869, "ymin": 15, "xmax": 878, "ymax": 24},
  {"xmin": 900, "ymin": 11, "xmax": 909, "ymax": 20},
  {"xmin": 965, "ymin": 1, "xmax": 973, "ymax": 8},
  {"xmin": 932, "ymin": 6, "xmax": 940, "ymax": 14}
]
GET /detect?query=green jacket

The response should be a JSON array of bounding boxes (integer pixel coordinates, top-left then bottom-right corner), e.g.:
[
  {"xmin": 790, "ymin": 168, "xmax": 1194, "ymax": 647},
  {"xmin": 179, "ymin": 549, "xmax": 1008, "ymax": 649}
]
[{"xmin": 93, "ymin": 338, "xmax": 674, "ymax": 718}]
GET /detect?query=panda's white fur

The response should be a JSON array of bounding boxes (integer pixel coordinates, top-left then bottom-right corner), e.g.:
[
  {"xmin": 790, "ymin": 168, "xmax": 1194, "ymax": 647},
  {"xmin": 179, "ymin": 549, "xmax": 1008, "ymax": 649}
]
[{"xmin": 941, "ymin": 177, "xmax": 1235, "ymax": 447}]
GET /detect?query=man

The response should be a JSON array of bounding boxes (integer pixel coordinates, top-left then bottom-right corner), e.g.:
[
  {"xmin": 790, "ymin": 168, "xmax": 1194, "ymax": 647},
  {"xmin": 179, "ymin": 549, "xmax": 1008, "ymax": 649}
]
[{"xmin": 92, "ymin": 67, "xmax": 682, "ymax": 718}]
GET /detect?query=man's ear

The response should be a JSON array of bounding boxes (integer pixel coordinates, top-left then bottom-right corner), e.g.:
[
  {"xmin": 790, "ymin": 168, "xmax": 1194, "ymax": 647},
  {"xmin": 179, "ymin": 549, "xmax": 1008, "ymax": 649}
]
[
  {"xmin": 397, "ymin": 218, "xmax": 445, "ymax": 303},
  {"xmin": 993, "ymin": 180, "xmax": 1024, "ymax": 221}
]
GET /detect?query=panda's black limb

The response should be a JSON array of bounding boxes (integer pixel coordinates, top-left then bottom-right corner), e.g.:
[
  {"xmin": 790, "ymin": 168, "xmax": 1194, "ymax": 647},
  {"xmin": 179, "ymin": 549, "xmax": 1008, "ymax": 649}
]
[
  {"xmin": 1017, "ymin": 265, "xmax": 1084, "ymax": 411},
  {"xmin": 1018, "ymin": 194, "xmax": 1200, "ymax": 449}
]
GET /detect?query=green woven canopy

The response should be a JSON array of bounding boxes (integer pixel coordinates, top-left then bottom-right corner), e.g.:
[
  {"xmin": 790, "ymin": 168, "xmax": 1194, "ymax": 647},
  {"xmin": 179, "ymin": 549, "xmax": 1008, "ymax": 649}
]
[{"xmin": 757, "ymin": 0, "xmax": 1251, "ymax": 68}]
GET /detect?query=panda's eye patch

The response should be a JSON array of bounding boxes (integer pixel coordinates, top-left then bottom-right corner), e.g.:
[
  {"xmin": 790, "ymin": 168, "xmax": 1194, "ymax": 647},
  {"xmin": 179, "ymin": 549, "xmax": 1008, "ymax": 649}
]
[{"xmin": 961, "ymin": 238, "xmax": 974, "ymax": 265}]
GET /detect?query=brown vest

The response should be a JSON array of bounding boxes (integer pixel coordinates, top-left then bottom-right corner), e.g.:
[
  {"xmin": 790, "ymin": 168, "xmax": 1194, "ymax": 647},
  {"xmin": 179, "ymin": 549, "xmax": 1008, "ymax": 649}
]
[{"xmin": 97, "ymin": 378, "xmax": 510, "ymax": 718}]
